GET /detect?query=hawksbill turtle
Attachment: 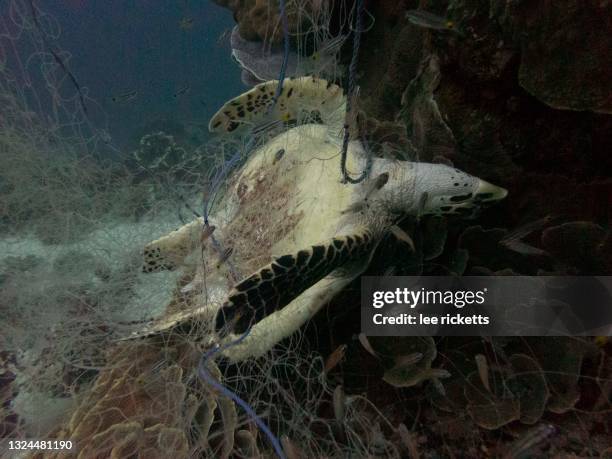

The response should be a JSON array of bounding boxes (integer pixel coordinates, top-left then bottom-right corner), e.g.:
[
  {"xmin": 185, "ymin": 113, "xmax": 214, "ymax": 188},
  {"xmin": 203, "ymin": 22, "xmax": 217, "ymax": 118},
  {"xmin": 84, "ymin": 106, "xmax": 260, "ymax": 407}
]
[{"xmin": 133, "ymin": 76, "xmax": 507, "ymax": 363}]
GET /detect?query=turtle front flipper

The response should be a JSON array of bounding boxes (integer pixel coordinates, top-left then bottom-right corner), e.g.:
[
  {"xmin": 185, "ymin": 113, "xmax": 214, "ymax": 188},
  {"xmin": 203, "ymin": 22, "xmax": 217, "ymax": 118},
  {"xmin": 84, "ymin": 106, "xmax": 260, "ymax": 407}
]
[
  {"xmin": 142, "ymin": 218, "xmax": 204, "ymax": 272},
  {"xmin": 216, "ymin": 228, "xmax": 376, "ymax": 335},
  {"xmin": 208, "ymin": 76, "xmax": 346, "ymax": 135}
]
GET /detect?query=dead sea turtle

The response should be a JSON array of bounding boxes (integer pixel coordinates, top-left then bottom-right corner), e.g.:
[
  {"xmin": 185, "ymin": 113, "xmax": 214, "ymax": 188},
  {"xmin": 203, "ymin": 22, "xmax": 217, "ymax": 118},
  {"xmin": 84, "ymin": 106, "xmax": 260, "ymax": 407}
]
[{"xmin": 133, "ymin": 77, "xmax": 507, "ymax": 362}]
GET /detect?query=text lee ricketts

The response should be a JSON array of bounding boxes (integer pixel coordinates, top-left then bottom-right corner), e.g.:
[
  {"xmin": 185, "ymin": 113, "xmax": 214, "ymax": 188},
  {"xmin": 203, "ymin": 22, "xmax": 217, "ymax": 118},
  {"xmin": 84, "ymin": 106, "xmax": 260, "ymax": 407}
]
[
  {"xmin": 370, "ymin": 287, "xmax": 491, "ymax": 326},
  {"xmin": 372, "ymin": 312, "xmax": 490, "ymax": 325},
  {"xmin": 362, "ymin": 276, "xmax": 612, "ymax": 336}
]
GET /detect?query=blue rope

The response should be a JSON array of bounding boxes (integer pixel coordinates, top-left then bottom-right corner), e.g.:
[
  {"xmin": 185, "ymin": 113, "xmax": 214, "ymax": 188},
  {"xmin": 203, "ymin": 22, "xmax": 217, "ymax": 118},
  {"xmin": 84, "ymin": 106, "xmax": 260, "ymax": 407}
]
[
  {"xmin": 197, "ymin": 7, "xmax": 291, "ymax": 455},
  {"xmin": 205, "ymin": 0, "xmax": 290, "ymax": 223},
  {"xmin": 340, "ymin": 0, "xmax": 368, "ymax": 184},
  {"xmin": 198, "ymin": 329, "xmax": 287, "ymax": 459},
  {"xmin": 203, "ymin": 0, "xmax": 291, "ymax": 271},
  {"xmin": 270, "ymin": 0, "xmax": 290, "ymax": 112}
]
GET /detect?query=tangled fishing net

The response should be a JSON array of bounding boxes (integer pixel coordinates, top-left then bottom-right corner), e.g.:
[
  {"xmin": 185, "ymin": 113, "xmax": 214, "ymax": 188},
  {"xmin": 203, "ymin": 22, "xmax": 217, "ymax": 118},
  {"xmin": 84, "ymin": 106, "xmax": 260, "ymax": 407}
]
[
  {"xmin": 0, "ymin": 1, "xmax": 394, "ymax": 456},
  {"xmin": 1, "ymin": 0, "xmax": 610, "ymax": 458}
]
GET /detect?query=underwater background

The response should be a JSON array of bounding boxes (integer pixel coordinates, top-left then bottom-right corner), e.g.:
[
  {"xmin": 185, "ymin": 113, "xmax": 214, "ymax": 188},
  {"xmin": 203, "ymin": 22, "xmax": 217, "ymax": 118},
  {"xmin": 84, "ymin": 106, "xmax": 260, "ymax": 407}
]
[
  {"xmin": 4, "ymin": 0, "xmax": 243, "ymax": 152},
  {"xmin": 1, "ymin": 0, "xmax": 611, "ymax": 458}
]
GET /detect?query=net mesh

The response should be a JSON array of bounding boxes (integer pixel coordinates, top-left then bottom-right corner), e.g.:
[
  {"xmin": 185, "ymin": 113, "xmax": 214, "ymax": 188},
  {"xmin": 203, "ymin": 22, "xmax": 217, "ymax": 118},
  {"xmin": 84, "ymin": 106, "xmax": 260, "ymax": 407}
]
[{"xmin": 0, "ymin": 1, "xmax": 609, "ymax": 458}]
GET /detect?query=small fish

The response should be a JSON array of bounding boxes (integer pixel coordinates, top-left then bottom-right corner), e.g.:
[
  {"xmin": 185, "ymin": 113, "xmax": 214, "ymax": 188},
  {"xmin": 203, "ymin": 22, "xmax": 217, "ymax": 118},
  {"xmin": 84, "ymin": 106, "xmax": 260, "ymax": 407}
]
[
  {"xmin": 173, "ymin": 84, "xmax": 190, "ymax": 98},
  {"xmin": 217, "ymin": 28, "xmax": 232, "ymax": 46},
  {"xmin": 252, "ymin": 119, "xmax": 285, "ymax": 138},
  {"xmin": 136, "ymin": 359, "xmax": 167, "ymax": 386},
  {"xmin": 405, "ymin": 10, "xmax": 462, "ymax": 35},
  {"xmin": 216, "ymin": 246, "xmax": 233, "ymax": 268},
  {"xmin": 417, "ymin": 192, "xmax": 429, "ymax": 217},
  {"xmin": 475, "ymin": 354, "xmax": 490, "ymax": 392},
  {"xmin": 502, "ymin": 216, "xmax": 552, "ymax": 241},
  {"xmin": 341, "ymin": 173, "xmax": 389, "ymax": 215},
  {"xmin": 308, "ymin": 34, "xmax": 347, "ymax": 63},
  {"xmin": 365, "ymin": 172, "xmax": 389, "ymax": 200},
  {"xmin": 324, "ymin": 344, "xmax": 348, "ymax": 373},
  {"xmin": 201, "ymin": 224, "xmax": 216, "ymax": 244},
  {"xmin": 431, "ymin": 377, "xmax": 447, "ymax": 396},
  {"xmin": 432, "ymin": 155, "xmax": 454, "ymax": 167},
  {"xmin": 500, "ymin": 216, "xmax": 552, "ymax": 256},
  {"xmin": 395, "ymin": 352, "xmax": 423, "ymax": 367},
  {"xmin": 319, "ymin": 34, "xmax": 347, "ymax": 55},
  {"xmin": 273, "ymin": 148, "xmax": 285, "ymax": 164},
  {"xmin": 280, "ymin": 435, "xmax": 306, "ymax": 459},
  {"xmin": 112, "ymin": 90, "xmax": 138, "ymax": 103},
  {"xmin": 179, "ymin": 17, "xmax": 195, "ymax": 30},
  {"xmin": 332, "ymin": 385, "xmax": 346, "ymax": 422},
  {"xmin": 390, "ymin": 225, "xmax": 415, "ymax": 252},
  {"xmin": 358, "ymin": 333, "xmax": 379, "ymax": 359},
  {"xmin": 222, "ymin": 307, "xmax": 244, "ymax": 332},
  {"xmin": 150, "ymin": 358, "xmax": 167, "ymax": 375},
  {"xmin": 97, "ymin": 129, "xmax": 112, "ymax": 144},
  {"xmin": 503, "ymin": 424, "xmax": 557, "ymax": 459},
  {"xmin": 397, "ymin": 423, "xmax": 421, "ymax": 459},
  {"xmin": 341, "ymin": 201, "xmax": 367, "ymax": 215},
  {"xmin": 502, "ymin": 240, "xmax": 548, "ymax": 256}
]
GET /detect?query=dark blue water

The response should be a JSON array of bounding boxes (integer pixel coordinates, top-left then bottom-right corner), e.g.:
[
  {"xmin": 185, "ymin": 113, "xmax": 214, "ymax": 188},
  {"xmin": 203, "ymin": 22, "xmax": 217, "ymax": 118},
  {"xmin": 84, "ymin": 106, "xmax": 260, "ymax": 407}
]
[{"xmin": 40, "ymin": 0, "xmax": 243, "ymax": 150}]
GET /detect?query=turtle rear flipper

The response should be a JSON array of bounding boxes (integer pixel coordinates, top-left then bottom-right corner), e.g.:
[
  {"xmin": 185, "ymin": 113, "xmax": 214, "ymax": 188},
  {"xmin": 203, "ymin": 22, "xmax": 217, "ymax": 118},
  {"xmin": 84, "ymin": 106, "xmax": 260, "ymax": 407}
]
[{"xmin": 216, "ymin": 229, "xmax": 375, "ymax": 335}]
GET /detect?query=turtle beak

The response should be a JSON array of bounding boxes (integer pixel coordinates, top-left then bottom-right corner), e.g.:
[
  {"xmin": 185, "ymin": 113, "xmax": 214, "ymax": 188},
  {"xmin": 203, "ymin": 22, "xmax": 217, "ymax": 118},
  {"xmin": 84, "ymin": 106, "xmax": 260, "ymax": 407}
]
[{"xmin": 474, "ymin": 179, "xmax": 508, "ymax": 203}]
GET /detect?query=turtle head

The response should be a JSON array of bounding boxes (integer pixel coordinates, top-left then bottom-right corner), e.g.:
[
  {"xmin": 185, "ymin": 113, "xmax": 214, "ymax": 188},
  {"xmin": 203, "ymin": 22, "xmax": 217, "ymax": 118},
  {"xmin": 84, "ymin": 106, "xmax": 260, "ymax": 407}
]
[{"xmin": 378, "ymin": 161, "xmax": 507, "ymax": 218}]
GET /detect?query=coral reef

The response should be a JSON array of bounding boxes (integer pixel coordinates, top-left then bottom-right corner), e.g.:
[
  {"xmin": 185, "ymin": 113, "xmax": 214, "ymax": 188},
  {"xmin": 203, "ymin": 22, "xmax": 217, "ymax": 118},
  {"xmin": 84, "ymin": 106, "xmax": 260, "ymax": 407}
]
[
  {"xmin": 338, "ymin": 0, "xmax": 611, "ymax": 280},
  {"xmin": 230, "ymin": 25, "xmax": 343, "ymax": 86},
  {"xmin": 0, "ymin": 349, "xmax": 21, "ymax": 438},
  {"xmin": 506, "ymin": 0, "xmax": 612, "ymax": 114},
  {"xmin": 211, "ymin": 0, "xmax": 305, "ymax": 44},
  {"xmin": 30, "ymin": 342, "xmax": 194, "ymax": 459},
  {"xmin": 133, "ymin": 132, "xmax": 188, "ymax": 173}
]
